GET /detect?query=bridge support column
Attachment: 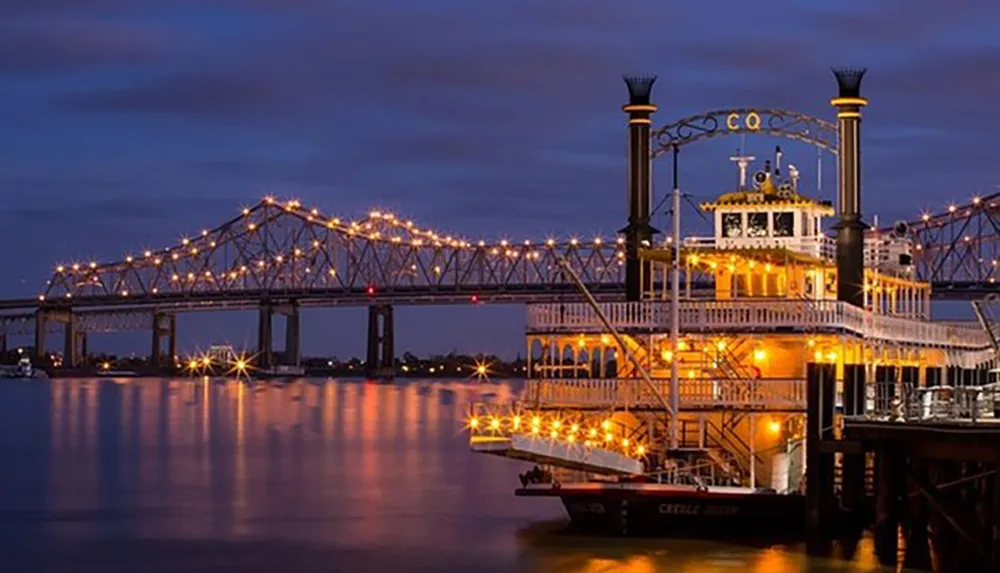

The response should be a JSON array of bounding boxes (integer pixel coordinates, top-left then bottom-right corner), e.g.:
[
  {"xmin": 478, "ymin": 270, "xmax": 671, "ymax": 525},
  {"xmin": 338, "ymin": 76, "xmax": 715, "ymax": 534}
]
[
  {"xmin": 62, "ymin": 313, "xmax": 84, "ymax": 369},
  {"xmin": 274, "ymin": 301, "xmax": 300, "ymax": 367},
  {"xmin": 621, "ymin": 75, "xmax": 659, "ymax": 302},
  {"xmin": 806, "ymin": 362, "xmax": 837, "ymax": 543},
  {"xmin": 257, "ymin": 302, "xmax": 273, "ymax": 369},
  {"xmin": 150, "ymin": 312, "xmax": 176, "ymax": 369},
  {"xmin": 34, "ymin": 309, "xmax": 47, "ymax": 362},
  {"xmin": 831, "ymin": 68, "xmax": 869, "ymax": 309},
  {"xmin": 366, "ymin": 304, "xmax": 394, "ymax": 378}
]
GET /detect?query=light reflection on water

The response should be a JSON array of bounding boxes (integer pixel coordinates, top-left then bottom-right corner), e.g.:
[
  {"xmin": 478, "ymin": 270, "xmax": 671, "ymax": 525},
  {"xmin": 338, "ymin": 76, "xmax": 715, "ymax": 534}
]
[{"xmin": 0, "ymin": 378, "xmax": 892, "ymax": 572}]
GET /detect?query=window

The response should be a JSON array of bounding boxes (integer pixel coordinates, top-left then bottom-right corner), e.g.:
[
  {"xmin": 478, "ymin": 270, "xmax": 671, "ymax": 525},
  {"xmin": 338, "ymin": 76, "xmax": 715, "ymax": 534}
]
[
  {"xmin": 747, "ymin": 213, "xmax": 768, "ymax": 237},
  {"xmin": 722, "ymin": 213, "xmax": 743, "ymax": 238},
  {"xmin": 801, "ymin": 213, "xmax": 811, "ymax": 236},
  {"xmin": 773, "ymin": 212, "xmax": 794, "ymax": 237}
]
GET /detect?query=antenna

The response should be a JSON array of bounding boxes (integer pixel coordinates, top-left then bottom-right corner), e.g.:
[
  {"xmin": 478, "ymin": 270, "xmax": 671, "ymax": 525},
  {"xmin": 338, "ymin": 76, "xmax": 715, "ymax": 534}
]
[
  {"xmin": 816, "ymin": 147, "xmax": 823, "ymax": 195},
  {"xmin": 729, "ymin": 154, "xmax": 756, "ymax": 190}
]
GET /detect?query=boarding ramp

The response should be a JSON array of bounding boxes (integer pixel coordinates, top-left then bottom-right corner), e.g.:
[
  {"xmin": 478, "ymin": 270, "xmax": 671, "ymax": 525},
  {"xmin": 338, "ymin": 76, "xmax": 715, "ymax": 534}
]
[{"xmin": 467, "ymin": 403, "xmax": 645, "ymax": 476}]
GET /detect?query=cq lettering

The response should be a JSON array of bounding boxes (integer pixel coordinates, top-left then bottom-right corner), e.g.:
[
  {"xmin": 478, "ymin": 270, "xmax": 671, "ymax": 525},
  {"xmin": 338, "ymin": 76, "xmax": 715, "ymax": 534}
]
[{"xmin": 726, "ymin": 112, "xmax": 761, "ymax": 132}]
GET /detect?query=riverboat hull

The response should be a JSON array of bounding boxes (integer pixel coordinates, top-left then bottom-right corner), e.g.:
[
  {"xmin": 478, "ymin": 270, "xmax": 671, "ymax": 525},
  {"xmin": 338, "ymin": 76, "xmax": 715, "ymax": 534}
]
[{"xmin": 516, "ymin": 483, "xmax": 806, "ymax": 538}]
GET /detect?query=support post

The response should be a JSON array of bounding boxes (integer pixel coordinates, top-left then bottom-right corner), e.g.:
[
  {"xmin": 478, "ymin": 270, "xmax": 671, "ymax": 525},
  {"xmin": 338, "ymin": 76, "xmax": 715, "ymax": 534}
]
[
  {"xmin": 806, "ymin": 362, "xmax": 837, "ymax": 541},
  {"xmin": 620, "ymin": 75, "xmax": 659, "ymax": 302},
  {"xmin": 283, "ymin": 300, "xmax": 300, "ymax": 367},
  {"xmin": 830, "ymin": 68, "xmax": 869, "ymax": 308},
  {"xmin": 841, "ymin": 363, "xmax": 867, "ymax": 532},
  {"xmin": 669, "ymin": 146, "xmax": 680, "ymax": 449},
  {"xmin": 873, "ymin": 445, "xmax": 901, "ymax": 565},
  {"xmin": 34, "ymin": 309, "xmax": 47, "ymax": 362},
  {"xmin": 365, "ymin": 305, "xmax": 394, "ymax": 378},
  {"xmin": 151, "ymin": 312, "xmax": 177, "ymax": 370},
  {"xmin": 257, "ymin": 302, "xmax": 273, "ymax": 369},
  {"xmin": 380, "ymin": 305, "xmax": 394, "ymax": 373},
  {"xmin": 62, "ymin": 312, "xmax": 77, "ymax": 369}
]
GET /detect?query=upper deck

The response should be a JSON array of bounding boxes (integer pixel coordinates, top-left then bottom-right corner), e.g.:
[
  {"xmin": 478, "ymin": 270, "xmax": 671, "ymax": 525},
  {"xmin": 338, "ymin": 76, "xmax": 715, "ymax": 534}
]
[{"xmin": 526, "ymin": 299, "xmax": 990, "ymax": 352}]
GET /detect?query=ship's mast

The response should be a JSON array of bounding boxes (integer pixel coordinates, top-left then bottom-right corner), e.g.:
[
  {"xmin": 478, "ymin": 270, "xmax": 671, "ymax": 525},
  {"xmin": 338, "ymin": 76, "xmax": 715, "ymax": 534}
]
[{"xmin": 729, "ymin": 154, "xmax": 756, "ymax": 191}]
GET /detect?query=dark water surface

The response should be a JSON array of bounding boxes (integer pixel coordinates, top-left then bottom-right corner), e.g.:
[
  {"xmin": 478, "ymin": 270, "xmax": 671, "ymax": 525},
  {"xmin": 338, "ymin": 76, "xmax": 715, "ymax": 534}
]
[{"xmin": 0, "ymin": 378, "xmax": 896, "ymax": 572}]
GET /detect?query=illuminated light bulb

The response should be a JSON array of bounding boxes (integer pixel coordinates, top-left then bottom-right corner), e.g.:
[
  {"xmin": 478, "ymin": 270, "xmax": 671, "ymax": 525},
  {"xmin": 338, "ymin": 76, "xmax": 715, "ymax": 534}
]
[
  {"xmin": 600, "ymin": 335, "xmax": 610, "ymax": 345},
  {"xmin": 767, "ymin": 420, "xmax": 782, "ymax": 435},
  {"xmin": 622, "ymin": 438, "xmax": 629, "ymax": 447},
  {"xmin": 531, "ymin": 416, "xmax": 541, "ymax": 427},
  {"xmin": 567, "ymin": 434, "xmax": 575, "ymax": 443},
  {"xmin": 660, "ymin": 350, "xmax": 673, "ymax": 362},
  {"xmin": 716, "ymin": 340, "xmax": 726, "ymax": 351},
  {"xmin": 552, "ymin": 420, "xmax": 561, "ymax": 430},
  {"xmin": 814, "ymin": 350, "xmax": 823, "ymax": 361},
  {"xmin": 588, "ymin": 428, "xmax": 597, "ymax": 438},
  {"xmin": 512, "ymin": 416, "xmax": 521, "ymax": 430},
  {"xmin": 601, "ymin": 420, "xmax": 611, "ymax": 431},
  {"xmin": 469, "ymin": 417, "xmax": 479, "ymax": 429},
  {"xmin": 531, "ymin": 425, "xmax": 540, "ymax": 435},
  {"xmin": 807, "ymin": 338, "xmax": 816, "ymax": 347},
  {"xmin": 826, "ymin": 351, "xmax": 838, "ymax": 362},
  {"xmin": 570, "ymin": 424, "xmax": 579, "ymax": 433},
  {"xmin": 489, "ymin": 418, "xmax": 500, "ymax": 430},
  {"xmin": 753, "ymin": 349, "xmax": 766, "ymax": 362},
  {"xmin": 549, "ymin": 430, "xmax": 558, "ymax": 439},
  {"xmin": 604, "ymin": 432, "xmax": 613, "ymax": 443},
  {"xmin": 764, "ymin": 263, "xmax": 772, "ymax": 273},
  {"xmin": 636, "ymin": 445, "xmax": 646, "ymax": 456}
]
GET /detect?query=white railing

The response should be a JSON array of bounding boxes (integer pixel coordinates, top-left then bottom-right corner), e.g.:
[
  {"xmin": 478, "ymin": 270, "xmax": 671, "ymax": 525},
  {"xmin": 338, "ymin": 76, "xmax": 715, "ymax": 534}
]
[
  {"xmin": 683, "ymin": 235, "xmax": 837, "ymax": 260},
  {"xmin": 526, "ymin": 300, "xmax": 991, "ymax": 350},
  {"xmin": 522, "ymin": 378, "xmax": 807, "ymax": 411},
  {"xmin": 850, "ymin": 383, "xmax": 1000, "ymax": 424}
]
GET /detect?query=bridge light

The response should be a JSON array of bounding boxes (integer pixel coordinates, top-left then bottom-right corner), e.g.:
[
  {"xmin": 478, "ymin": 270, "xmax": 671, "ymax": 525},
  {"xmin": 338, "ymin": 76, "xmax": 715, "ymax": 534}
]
[
  {"xmin": 366, "ymin": 286, "xmax": 375, "ymax": 295},
  {"xmin": 470, "ymin": 294, "xmax": 478, "ymax": 303}
]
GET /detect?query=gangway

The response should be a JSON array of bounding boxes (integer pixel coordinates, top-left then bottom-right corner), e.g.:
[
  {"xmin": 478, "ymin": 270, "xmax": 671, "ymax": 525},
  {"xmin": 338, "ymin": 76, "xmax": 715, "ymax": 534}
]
[{"xmin": 466, "ymin": 257, "xmax": 674, "ymax": 477}]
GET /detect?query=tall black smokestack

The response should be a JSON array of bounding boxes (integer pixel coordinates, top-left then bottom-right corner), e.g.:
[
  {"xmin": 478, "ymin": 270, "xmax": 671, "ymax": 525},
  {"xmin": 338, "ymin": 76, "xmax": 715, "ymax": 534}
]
[
  {"xmin": 621, "ymin": 75, "xmax": 659, "ymax": 301},
  {"xmin": 831, "ymin": 67, "xmax": 869, "ymax": 307}
]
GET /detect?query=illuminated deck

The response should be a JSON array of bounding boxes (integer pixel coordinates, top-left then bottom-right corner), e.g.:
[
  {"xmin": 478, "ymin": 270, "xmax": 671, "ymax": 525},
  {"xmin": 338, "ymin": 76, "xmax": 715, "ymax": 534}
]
[
  {"xmin": 470, "ymin": 434, "xmax": 643, "ymax": 475},
  {"xmin": 527, "ymin": 300, "xmax": 991, "ymax": 352}
]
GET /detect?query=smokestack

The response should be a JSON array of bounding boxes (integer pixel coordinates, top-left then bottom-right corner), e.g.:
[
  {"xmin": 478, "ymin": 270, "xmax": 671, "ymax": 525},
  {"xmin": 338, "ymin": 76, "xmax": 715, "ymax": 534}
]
[
  {"xmin": 831, "ymin": 67, "xmax": 869, "ymax": 307},
  {"xmin": 620, "ymin": 75, "xmax": 659, "ymax": 301}
]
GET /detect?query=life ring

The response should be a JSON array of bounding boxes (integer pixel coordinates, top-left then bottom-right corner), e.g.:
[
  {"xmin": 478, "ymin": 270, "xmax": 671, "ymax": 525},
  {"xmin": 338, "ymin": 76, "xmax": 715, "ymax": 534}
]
[{"xmin": 749, "ymin": 365, "xmax": 762, "ymax": 379}]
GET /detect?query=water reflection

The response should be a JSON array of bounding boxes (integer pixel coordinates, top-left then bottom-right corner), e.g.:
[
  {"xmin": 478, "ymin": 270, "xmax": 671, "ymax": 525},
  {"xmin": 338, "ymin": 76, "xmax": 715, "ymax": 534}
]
[{"xmin": 0, "ymin": 378, "xmax": 890, "ymax": 572}]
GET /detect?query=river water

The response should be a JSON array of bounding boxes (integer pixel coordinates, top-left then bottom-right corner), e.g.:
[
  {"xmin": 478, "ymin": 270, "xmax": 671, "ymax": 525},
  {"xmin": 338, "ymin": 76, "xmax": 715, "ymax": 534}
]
[{"xmin": 0, "ymin": 378, "xmax": 898, "ymax": 572}]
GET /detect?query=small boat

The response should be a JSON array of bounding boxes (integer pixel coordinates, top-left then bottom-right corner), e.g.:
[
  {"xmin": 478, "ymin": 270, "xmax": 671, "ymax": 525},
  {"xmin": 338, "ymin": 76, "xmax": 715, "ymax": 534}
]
[
  {"xmin": 254, "ymin": 365, "xmax": 306, "ymax": 379},
  {"xmin": 1, "ymin": 357, "xmax": 48, "ymax": 379}
]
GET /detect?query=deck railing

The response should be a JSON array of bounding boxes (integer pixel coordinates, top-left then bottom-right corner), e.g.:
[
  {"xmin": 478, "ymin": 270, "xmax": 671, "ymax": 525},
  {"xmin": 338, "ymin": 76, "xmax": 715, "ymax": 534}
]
[
  {"xmin": 526, "ymin": 299, "xmax": 991, "ymax": 350},
  {"xmin": 854, "ymin": 383, "xmax": 1000, "ymax": 424},
  {"xmin": 522, "ymin": 378, "xmax": 807, "ymax": 411}
]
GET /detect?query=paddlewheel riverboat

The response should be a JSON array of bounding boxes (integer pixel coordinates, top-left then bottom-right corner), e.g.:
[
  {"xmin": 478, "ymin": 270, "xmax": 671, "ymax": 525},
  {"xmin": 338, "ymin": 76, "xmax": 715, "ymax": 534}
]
[{"xmin": 466, "ymin": 145, "xmax": 996, "ymax": 538}]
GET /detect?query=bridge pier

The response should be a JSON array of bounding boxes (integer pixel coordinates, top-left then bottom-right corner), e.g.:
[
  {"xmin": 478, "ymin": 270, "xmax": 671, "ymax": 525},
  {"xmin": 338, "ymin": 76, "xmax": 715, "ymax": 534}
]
[
  {"xmin": 366, "ymin": 304, "xmax": 394, "ymax": 378},
  {"xmin": 62, "ymin": 315, "xmax": 87, "ymax": 369},
  {"xmin": 278, "ymin": 300, "xmax": 300, "ymax": 367},
  {"xmin": 257, "ymin": 302, "xmax": 273, "ymax": 368},
  {"xmin": 150, "ymin": 312, "xmax": 176, "ymax": 369},
  {"xmin": 34, "ymin": 309, "xmax": 47, "ymax": 362}
]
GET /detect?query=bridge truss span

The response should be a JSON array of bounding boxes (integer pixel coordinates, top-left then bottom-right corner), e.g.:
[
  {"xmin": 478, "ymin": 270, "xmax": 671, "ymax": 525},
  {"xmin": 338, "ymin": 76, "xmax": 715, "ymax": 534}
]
[
  {"xmin": 43, "ymin": 198, "xmax": 627, "ymax": 306},
  {"xmin": 901, "ymin": 191, "xmax": 1000, "ymax": 296}
]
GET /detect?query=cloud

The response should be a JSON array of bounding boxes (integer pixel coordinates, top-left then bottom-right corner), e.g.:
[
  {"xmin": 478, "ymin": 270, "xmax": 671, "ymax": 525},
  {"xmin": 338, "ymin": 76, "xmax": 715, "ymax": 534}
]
[{"xmin": 0, "ymin": 17, "xmax": 176, "ymax": 75}]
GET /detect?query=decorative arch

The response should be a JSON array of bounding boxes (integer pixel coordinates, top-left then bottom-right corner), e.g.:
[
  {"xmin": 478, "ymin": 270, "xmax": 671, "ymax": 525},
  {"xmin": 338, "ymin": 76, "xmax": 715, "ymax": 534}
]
[{"xmin": 650, "ymin": 109, "xmax": 837, "ymax": 158}]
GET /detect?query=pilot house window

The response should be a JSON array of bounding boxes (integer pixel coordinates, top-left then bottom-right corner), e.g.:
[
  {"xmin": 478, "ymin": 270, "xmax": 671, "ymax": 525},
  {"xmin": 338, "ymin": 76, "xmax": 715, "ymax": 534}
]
[
  {"xmin": 773, "ymin": 212, "xmax": 794, "ymax": 237},
  {"xmin": 747, "ymin": 213, "xmax": 768, "ymax": 237},
  {"xmin": 722, "ymin": 213, "xmax": 743, "ymax": 238}
]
